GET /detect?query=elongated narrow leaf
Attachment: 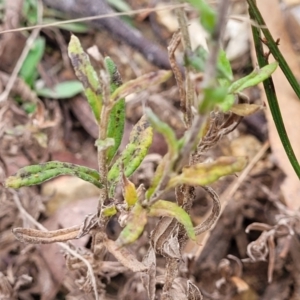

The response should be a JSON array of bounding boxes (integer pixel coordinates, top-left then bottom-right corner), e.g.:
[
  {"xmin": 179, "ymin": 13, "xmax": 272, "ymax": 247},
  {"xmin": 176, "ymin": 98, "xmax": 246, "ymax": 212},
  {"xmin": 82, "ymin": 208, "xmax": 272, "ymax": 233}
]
[
  {"xmin": 146, "ymin": 108, "xmax": 178, "ymax": 157},
  {"xmin": 122, "ymin": 172, "xmax": 138, "ymax": 207},
  {"xmin": 68, "ymin": 35, "xmax": 102, "ymax": 122},
  {"xmin": 6, "ymin": 161, "xmax": 102, "ymax": 188},
  {"xmin": 228, "ymin": 62, "xmax": 278, "ymax": 94},
  {"xmin": 146, "ymin": 154, "xmax": 169, "ymax": 199},
  {"xmin": 116, "ymin": 203, "xmax": 147, "ymax": 247},
  {"xmin": 104, "ymin": 57, "xmax": 125, "ymax": 163},
  {"xmin": 167, "ymin": 156, "xmax": 247, "ymax": 188},
  {"xmin": 111, "ymin": 70, "xmax": 172, "ymax": 103},
  {"xmin": 230, "ymin": 103, "xmax": 261, "ymax": 116},
  {"xmin": 108, "ymin": 115, "xmax": 153, "ymax": 184},
  {"xmin": 36, "ymin": 80, "xmax": 83, "ymax": 99},
  {"xmin": 20, "ymin": 37, "xmax": 45, "ymax": 86},
  {"xmin": 148, "ymin": 200, "xmax": 195, "ymax": 240}
]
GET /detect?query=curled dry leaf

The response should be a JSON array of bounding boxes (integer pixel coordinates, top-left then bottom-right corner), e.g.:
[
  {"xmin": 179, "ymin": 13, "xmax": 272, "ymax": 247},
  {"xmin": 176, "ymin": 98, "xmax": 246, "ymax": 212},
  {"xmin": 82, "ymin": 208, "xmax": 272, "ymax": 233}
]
[
  {"xmin": 230, "ymin": 103, "xmax": 262, "ymax": 116},
  {"xmin": 141, "ymin": 246, "xmax": 156, "ymax": 300},
  {"xmin": 195, "ymin": 186, "xmax": 221, "ymax": 236},
  {"xmin": 12, "ymin": 226, "xmax": 80, "ymax": 244},
  {"xmin": 104, "ymin": 238, "xmax": 147, "ymax": 272}
]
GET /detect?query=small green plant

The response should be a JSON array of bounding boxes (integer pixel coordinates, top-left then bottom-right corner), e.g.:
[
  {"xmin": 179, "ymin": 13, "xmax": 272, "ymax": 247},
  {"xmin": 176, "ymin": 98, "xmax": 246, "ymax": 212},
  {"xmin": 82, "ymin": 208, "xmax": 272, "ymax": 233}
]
[{"xmin": 5, "ymin": 0, "xmax": 280, "ymax": 298}]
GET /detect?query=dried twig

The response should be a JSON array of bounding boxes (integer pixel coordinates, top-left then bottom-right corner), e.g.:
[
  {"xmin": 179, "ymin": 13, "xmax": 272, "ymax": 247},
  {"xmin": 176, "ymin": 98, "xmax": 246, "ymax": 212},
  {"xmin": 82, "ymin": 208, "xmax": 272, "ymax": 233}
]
[{"xmin": 11, "ymin": 191, "xmax": 99, "ymax": 300}]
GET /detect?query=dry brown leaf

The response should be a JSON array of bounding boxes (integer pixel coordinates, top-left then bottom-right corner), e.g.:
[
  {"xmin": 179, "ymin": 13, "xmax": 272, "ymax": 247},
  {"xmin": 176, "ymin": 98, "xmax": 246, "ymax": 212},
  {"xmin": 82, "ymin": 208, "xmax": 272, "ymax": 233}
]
[
  {"xmin": 254, "ymin": 0, "xmax": 300, "ymax": 209},
  {"xmin": 104, "ymin": 238, "xmax": 148, "ymax": 272}
]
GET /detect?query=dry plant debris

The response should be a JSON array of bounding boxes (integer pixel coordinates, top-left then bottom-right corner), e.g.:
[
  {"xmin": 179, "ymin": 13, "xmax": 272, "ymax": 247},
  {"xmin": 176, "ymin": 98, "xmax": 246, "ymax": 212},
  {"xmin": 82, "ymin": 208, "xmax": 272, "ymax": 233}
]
[{"xmin": 0, "ymin": 1, "xmax": 300, "ymax": 300}]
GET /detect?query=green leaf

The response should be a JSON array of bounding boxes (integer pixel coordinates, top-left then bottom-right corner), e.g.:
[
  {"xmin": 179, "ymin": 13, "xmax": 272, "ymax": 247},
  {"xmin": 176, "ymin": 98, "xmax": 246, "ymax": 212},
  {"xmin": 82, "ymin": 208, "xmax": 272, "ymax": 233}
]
[
  {"xmin": 102, "ymin": 205, "xmax": 117, "ymax": 217},
  {"xmin": 19, "ymin": 37, "xmax": 45, "ymax": 87},
  {"xmin": 36, "ymin": 80, "xmax": 84, "ymax": 99},
  {"xmin": 218, "ymin": 49, "xmax": 233, "ymax": 83},
  {"xmin": 22, "ymin": 0, "xmax": 38, "ymax": 25},
  {"xmin": 145, "ymin": 108, "xmax": 178, "ymax": 157},
  {"xmin": 218, "ymin": 94, "xmax": 235, "ymax": 112},
  {"xmin": 111, "ymin": 70, "xmax": 172, "ymax": 103},
  {"xmin": 6, "ymin": 161, "xmax": 102, "ymax": 188},
  {"xmin": 43, "ymin": 18, "xmax": 89, "ymax": 33},
  {"xmin": 199, "ymin": 86, "xmax": 228, "ymax": 114},
  {"xmin": 104, "ymin": 57, "xmax": 125, "ymax": 163},
  {"xmin": 187, "ymin": 0, "xmax": 216, "ymax": 34},
  {"xmin": 116, "ymin": 203, "xmax": 147, "ymax": 247},
  {"xmin": 107, "ymin": 0, "xmax": 131, "ymax": 12},
  {"xmin": 167, "ymin": 156, "xmax": 247, "ymax": 188},
  {"xmin": 185, "ymin": 47, "xmax": 233, "ymax": 82},
  {"xmin": 148, "ymin": 200, "xmax": 195, "ymax": 240},
  {"xmin": 68, "ymin": 35, "xmax": 102, "ymax": 122},
  {"xmin": 228, "ymin": 62, "xmax": 278, "ymax": 94},
  {"xmin": 108, "ymin": 115, "xmax": 153, "ymax": 187},
  {"xmin": 146, "ymin": 154, "xmax": 168, "ymax": 199}
]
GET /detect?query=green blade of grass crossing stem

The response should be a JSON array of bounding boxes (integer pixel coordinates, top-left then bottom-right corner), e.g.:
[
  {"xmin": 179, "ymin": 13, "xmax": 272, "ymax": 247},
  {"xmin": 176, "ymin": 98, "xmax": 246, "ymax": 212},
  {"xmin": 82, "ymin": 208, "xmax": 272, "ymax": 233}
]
[
  {"xmin": 68, "ymin": 35, "xmax": 102, "ymax": 123},
  {"xmin": 104, "ymin": 57, "xmax": 125, "ymax": 163},
  {"xmin": 148, "ymin": 200, "xmax": 196, "ymax": 240}
]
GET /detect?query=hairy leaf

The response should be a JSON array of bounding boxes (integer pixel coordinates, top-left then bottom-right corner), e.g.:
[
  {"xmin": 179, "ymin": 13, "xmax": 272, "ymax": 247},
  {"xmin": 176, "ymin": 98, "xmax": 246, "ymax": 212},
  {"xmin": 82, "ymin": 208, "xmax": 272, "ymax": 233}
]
[
  {"xmin": 68, "ymin": 35, "xmax": 102, "ymax": 122},
  {"xmin": 167, "ymin": 156, "xmax": 247, "ymax": 188},
  {"xmin": 228, "ymin": 62, "xmax": 278, "ymax": 94},
  {"xmin": 108, "ymin": 115, "xmax": 153, "ymax": 185},
  {"xmin": 116, "ymin": 203, "xmax": 147, "ymax": 247},
  {"xmin": 6, "ymin": 161, "xmax": 102, "ymax": 188},
  {"xmin": 104, "ymin": 57, "xmax": 126, "ymax": 163},
  {"xmin": 149, "ymin": 200, "xmax": 195, "ymax": 240},
  {"xmin": 146, "ymin": 154, "xmax": 169, "ymax": 199}
]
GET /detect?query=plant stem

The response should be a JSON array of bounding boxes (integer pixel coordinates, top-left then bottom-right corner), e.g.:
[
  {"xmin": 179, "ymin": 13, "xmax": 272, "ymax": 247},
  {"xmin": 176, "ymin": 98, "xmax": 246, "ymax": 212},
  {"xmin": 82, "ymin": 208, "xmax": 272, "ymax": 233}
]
[
  {"xmin": 97, "ymin": 73, "xmax": 113, "ymax": 216},
  {"xmin": 247, "ymin": 0, "xmax": 300, "ymax": 99},
  {"xmin": 248, "ymin": 0, "xmax": 300, "ymax": 179}
]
